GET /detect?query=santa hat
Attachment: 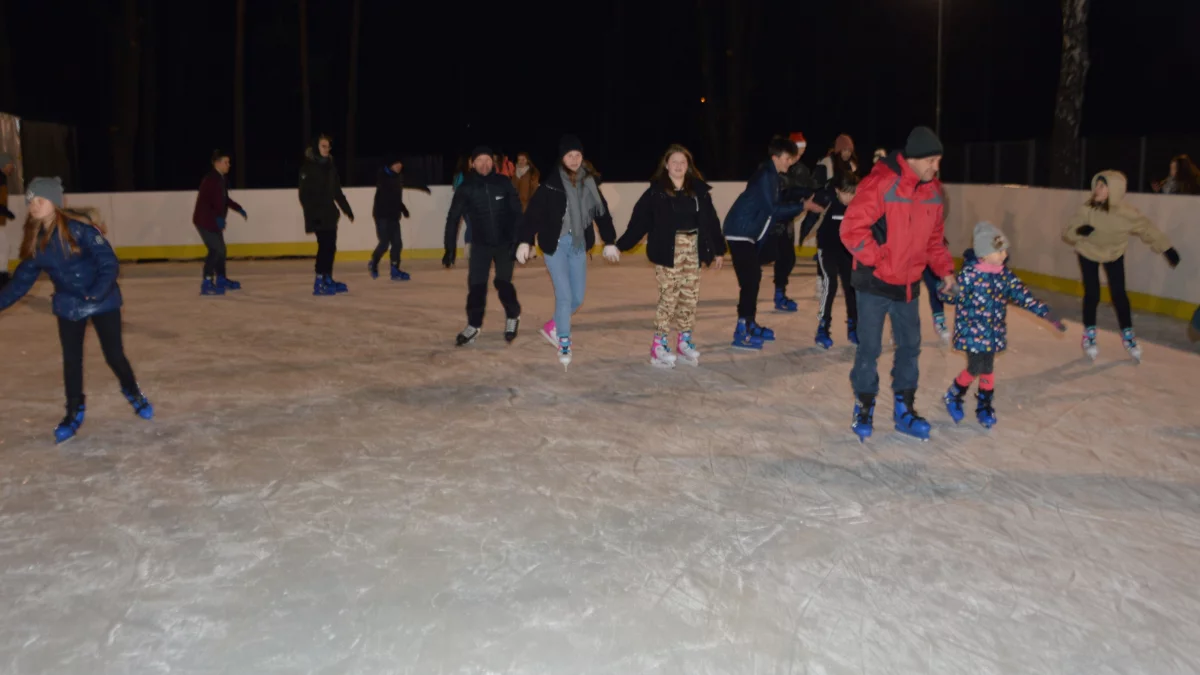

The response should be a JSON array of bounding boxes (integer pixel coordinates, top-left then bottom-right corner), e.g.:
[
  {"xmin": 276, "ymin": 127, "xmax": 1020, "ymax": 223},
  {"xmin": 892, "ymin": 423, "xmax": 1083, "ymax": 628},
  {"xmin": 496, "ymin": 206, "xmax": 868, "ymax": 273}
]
[{"xmin": 788, "ymin": 132, "xmax": 807, "ymax": 149}]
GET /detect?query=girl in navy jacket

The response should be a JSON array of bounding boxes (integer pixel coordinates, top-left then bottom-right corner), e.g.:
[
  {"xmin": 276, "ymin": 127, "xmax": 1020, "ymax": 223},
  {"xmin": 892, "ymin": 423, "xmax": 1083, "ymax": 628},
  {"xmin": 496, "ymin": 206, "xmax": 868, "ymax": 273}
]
[{"xmin": 0, "ymin": 178, "xmax": 153, "ymax": 443}]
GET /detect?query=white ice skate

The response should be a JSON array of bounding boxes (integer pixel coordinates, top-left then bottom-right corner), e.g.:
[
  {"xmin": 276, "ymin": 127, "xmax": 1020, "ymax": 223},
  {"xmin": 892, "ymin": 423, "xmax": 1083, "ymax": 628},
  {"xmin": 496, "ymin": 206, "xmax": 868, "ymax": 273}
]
[
  {"xmin": 933, "ymin": 313, "xmax": 951, "ymax": 345},
  {"xmin": 650, "ymin": 335, "xmax": 677, "ymax": 369},
  {"xmin": 540, "ymin": 319, "xmax": 559, "ymax": 348},
  {"xmin": 1121, "ymin": 328, "xmax": 1141, "ymax": 364},
  {"xmin": 1082, "ymin": 327, "xmax": 1099, "ymax": 361},
  {"xmin": 558, "ymin": 337, "xmax": 573, "ymax": 370},
  {"xmin": 676, "ymin": 332, "xmax": 701, "ymax": 366}
]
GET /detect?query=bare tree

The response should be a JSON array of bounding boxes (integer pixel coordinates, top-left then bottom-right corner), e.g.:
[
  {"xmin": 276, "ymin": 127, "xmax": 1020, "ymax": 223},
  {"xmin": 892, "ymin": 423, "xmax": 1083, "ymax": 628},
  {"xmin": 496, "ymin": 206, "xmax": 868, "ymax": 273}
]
[
  {"xmin": 234, "ymin": 0, "xmax": 247, "ymax": 188},
  {"xmin": 139, "ymin": 0, "xmax": 157, "ymax": 189},
  {"xmin": 299, "ymin": 0, "xmax": 312, "ymax": 146},
  {"xmin": 696, "ymin": 0, "xmax": 722, "ymax": 174},
  {"xmin": 109, "ymin": 0, "xmax": 140, "ymax": 191},
  {"xmin": 0, "ymin": 0, "xmax": 17, "ymax": 112},
  {"xmin": 1050, "ymin": 0, "xmax": 1089, "ymax": 189},
  {"xmin": 724, "ymin": 2, "xmax": 750, "ymax": 178},
  {"xmin": 345, "ymin": 0, "xmax": 362, "ymax": 185}
]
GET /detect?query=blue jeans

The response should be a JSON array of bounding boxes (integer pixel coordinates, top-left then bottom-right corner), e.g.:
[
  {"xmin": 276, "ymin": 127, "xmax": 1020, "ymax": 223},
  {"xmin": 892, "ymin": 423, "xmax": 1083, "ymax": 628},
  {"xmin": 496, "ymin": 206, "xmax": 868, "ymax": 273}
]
[
  {"xmin": 923, "ymin": 267, "xmax": 943, "ymax": 315},
  {"xmin": 543, "ymin": 235, "xmax": 587, "ymax": 337},
  {"xmin": 851, "ymin": 290, "xmax": 922, "ymax": 396}
]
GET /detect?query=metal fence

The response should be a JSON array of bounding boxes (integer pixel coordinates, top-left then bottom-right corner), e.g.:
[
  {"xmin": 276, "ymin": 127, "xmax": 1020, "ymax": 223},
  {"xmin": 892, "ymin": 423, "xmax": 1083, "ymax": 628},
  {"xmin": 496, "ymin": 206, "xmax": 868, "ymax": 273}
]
[{"xmin": 939, "ymin": 135, "xmax": 1200, "ymax": 192}]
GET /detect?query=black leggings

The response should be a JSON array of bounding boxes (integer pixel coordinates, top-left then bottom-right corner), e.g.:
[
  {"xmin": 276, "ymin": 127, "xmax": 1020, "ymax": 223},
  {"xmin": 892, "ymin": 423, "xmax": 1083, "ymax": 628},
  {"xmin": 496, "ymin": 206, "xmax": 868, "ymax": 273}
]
[
  {"xmin": 729, "ymin": 240, "xmax": 762, "ymax": 324},
  {"xmin": 197, "ymin": 228, "xmax": 227, "ymax": 278},
  {"xmin": 817, "ymin": 243, "xmax": 857, "ymax": 325},
  {"xmin": 1079, "ymin": 254, "xmax": 1132, "ymax": 330},
  {"xmin": 57, "ymin": 309, "xmax": 139, "ymax": 403},
  {"xmin": 967, "ymin": 351, "xmax": 995, "ymax": 376},
  {"xmin": 315, "ymin": 229, "xmax": 338, "ymax": 276},
  {"xmin": 372, "ymin": 218, "xmax": 403, "ymax": 266},
  {"xmin": 773, "ymin": 222, "xmax": 796, "ymax": 290}
]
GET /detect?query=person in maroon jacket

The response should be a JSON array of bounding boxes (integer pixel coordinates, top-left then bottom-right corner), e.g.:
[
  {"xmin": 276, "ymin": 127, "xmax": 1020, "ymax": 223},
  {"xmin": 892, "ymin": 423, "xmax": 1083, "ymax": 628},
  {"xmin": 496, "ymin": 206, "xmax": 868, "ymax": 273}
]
[
  {"xmin": 839, "ymin": 126, "xmax": 956, "ymax": 442},
  {"xmin": 192, "ymin": 150, "xmax": 248, "ymax": 295}
]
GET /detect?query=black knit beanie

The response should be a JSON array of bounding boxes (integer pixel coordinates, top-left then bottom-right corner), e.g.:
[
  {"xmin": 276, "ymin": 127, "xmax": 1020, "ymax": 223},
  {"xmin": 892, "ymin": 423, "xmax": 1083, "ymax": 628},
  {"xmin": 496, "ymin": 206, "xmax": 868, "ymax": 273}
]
[
  {"xmin": 470, "ymin": 146, "xmax": 493, "ymax": 163},
  {"xmin": 558, "ymin": 134, "xmax": 584, "ymax": 159},
  {"xmin": 904, "ymin": 126, "xmax": 943, "ymax": 159}
]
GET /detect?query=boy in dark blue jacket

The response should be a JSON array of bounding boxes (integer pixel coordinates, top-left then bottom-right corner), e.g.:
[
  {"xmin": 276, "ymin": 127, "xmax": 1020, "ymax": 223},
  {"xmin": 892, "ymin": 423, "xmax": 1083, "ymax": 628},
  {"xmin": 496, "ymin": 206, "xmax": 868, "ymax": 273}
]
[{"xmin": 723, "ymin": 137, "xmax": 823, "ymax": 350}]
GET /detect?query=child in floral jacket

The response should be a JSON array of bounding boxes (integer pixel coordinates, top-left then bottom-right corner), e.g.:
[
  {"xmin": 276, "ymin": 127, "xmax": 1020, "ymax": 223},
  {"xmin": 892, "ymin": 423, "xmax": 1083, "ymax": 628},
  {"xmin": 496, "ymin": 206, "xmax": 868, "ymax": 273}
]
[{"xmin": 940, "ymin": 222, "xmax": 1066, "ymax": 428}]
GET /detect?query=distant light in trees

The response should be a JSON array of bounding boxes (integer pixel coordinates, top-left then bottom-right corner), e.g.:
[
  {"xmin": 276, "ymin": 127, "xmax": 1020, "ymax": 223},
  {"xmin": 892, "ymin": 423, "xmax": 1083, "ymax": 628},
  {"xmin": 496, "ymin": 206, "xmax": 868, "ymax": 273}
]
[{"xmin": 700, "ymin": 97, "xmax": 706, "ymax": 103}]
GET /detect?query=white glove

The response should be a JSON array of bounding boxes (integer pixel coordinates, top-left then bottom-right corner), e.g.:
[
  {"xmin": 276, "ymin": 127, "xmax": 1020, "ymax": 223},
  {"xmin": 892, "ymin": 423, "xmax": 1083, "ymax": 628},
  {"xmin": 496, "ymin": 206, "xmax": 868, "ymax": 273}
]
[
  {"xmin": 516, "ymin": 243, "xmax": 531, "ymax": 264},
  {"xmin": 602, "ymin": 245, "xmax": 620, "ymax": 263}
]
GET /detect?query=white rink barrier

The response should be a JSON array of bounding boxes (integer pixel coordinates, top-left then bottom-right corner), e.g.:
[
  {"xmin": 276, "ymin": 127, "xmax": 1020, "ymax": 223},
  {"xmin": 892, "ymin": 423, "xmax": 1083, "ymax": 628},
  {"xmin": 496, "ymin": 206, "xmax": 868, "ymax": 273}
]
[{"xmin": 4, "ymin": 182, "xmax": 1198, "ymax": 319}]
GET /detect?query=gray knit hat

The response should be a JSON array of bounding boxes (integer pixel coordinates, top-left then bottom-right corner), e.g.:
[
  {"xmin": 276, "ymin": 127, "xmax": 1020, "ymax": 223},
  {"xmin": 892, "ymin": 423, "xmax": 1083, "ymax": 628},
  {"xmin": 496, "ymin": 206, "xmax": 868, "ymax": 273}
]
[
  {"xmin": 26, "ymin": 176, "xmax": 65, "ymax": 208},
  {"xmin": 973, "ymin": 221, "xmax": 1010, "ymax": 259},
  {"xmin": 904, "ymin": 126, "xmax": 944, "ymax": 159}
]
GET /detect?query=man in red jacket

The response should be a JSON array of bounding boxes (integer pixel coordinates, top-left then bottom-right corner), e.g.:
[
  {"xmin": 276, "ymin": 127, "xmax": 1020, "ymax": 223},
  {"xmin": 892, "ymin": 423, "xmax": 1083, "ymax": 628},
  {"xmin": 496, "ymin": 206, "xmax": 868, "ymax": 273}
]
[{"xmin": 840, "ymin": 126, "xmax": 956, "ymax": 441}]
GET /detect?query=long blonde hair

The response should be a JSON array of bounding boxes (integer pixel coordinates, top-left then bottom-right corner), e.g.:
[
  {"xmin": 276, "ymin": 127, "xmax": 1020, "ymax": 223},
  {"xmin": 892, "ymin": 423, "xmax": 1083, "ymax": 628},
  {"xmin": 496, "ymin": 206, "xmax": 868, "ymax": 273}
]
[{"xmin": 19, "ymin": 206, "xmax": 107, "ymax": 260}]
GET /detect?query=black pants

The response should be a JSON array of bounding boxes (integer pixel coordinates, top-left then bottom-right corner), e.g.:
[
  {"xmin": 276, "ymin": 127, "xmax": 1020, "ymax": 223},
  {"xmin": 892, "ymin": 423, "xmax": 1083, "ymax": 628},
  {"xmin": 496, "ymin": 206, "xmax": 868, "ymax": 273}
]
[
  {"xmin": 817, "ymin": 243, "xmax": 857, "ymax": 325},
  {"xmin": 729, "ymin": 240, "xmax": 763, "ymax": 324},
  {"xmin": 773, "ymin": 222, "xmax": 796, "ymax": 290},
  {"xmin": 1079, "ymin": 254, "xmax": 1132, "ymax": 330},
  {"xmin": 800, "ymin": 212, "xmax": 824, "ymax": 282},
  {"xmin": 197, "ymin": 228, "xmax": 227, "ymax": 278},
  {"xmin": 315, "ymin": 229, "xmax": 338, "ymax": 276},
  {"xmin": 967, "ymin": 351, "xmax": 995, "ymax": 376},
  {"xmin": 466, "ymin": 242, "xmax": 520, "ymax": 328},
  {"xmin": 57, "ymin": 309, "xmax": 139, "ymax": 403},
  {"xmin": 371, "ymin": 218, "xmax": 403, "ymax": 266}
]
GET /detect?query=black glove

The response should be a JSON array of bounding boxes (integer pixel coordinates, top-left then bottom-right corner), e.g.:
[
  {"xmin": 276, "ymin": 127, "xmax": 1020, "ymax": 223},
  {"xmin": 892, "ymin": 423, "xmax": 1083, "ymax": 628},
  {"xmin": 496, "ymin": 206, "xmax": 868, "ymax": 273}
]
[
  {"xmin": 401, "ymin": 205, "xmax": 410, "ymax": 219},
  {"xmin": 0, "ymin": 207, "xmax": 15, "ymax": 220},
  {"xmin": 1075, "ymin": 225, "xmax": 1095, "ymax": 237},
  {"xmin": 442, "ymin": 251, "xmax": 455, "ymax": 268},
  {"xmin": 1164, "ymin": 248, "xmax": 1180, "ymax": 268}
]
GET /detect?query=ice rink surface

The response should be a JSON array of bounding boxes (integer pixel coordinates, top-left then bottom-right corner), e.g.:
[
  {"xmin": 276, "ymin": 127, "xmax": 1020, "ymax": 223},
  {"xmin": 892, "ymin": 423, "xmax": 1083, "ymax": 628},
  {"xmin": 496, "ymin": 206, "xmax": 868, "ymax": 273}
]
[{"xmin": 2, "ymin": 257, "xmax": 1199, "ymax": 675}]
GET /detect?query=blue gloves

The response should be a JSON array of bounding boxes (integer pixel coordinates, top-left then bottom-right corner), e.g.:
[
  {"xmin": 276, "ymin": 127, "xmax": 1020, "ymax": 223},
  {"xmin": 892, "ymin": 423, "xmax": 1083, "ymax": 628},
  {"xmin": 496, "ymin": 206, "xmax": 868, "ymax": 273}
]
[{"xmin": 215, "ymin": 216, "xmax": 226, "ymax": 231}]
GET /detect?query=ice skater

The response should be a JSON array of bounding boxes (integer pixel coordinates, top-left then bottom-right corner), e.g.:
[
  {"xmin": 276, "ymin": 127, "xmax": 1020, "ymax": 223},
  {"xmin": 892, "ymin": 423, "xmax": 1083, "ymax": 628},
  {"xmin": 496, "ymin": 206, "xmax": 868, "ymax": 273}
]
[
  {"xmin": 723, "ymin": 136, "xmax": 823, "ymax": 350},
  {"xmin": 1063, "ymin": 170, "xmax": 1180, "ymax": 362},
  {"xmin": 813, "ymin": 171, "xmax": 860, "ymax": 349},
  {"xmin": 0, "ymin": 178, "xmax": 154, "ymax": 443},
  {"xmin": 616, "ymin": 144, "xmax": 726, "ymax": 368},
  {"xmin": 1, "ymin": 153, "xmax": 16, "ymax": 289},
  {"xmin": 840, "ymin": 126, "xmax": 956, "ymax": 442},
  {"xmin": 773, "ymin": 132, "xmax": 818, "ymax": 312},
  {"xmin": 443, "ymin": 146, "xmax": 524, "ymax": 346},
  {"xmin": 941, "ymin": 222, "xmax": 1066, "ymax": 428},
  {"xmin": 192, "ymin": 149, "xmax": 248, "ymax": 296},
  {"xmin": 370, "ymin": 157, "xmax": 430, "ymax": 282},
  {"xmin": 516, "ymin": 135, "xmax": 617, "ymax": 369},
  {"xmin": 299, "ymin": 134, "xmax": 355, "ymax": 296}
]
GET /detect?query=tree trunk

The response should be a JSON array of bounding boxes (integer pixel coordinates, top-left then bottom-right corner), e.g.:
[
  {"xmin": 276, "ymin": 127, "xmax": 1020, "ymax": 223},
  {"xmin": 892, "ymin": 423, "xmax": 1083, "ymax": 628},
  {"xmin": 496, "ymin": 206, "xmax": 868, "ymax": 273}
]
[
  {"xmin": 344, "ymin": 0, "xmax": 361, "ymax": 186},
  {"xmin": 299, "ymin": 0, "xmax": 312, "ymax": 147},
  {"xmin": 1050, "ymin": 0, "xmax": 1089, "ymax": 189},
  {"xmin": 696, "ymin": 0, "xmax": 722, "ymax": 175},
  {"xmin": 724, "ymin": 2, "xmax": 748, "ymax": 178},
  {"xmin": 0, "ymin": 0, "xmax": 17, "ymax": 112},
  {"xmin": 110, "ymin": 0, "xmax": 140, "ymax": 191},
  {"xmin": 138, "ymin": 0, "xmax": 157, "ymax": 189},
  {"xmin": 234, "ymin": 0, "xmax": 247, "ymax": 188}
]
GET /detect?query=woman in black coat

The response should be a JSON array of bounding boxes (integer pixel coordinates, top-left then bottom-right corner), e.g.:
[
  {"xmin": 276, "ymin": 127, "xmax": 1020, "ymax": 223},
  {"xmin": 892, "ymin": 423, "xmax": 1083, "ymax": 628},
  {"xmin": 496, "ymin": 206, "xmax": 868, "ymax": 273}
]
[{"xmin": 299, "ymin": 134, "xmax": 354, "ymax": 295}]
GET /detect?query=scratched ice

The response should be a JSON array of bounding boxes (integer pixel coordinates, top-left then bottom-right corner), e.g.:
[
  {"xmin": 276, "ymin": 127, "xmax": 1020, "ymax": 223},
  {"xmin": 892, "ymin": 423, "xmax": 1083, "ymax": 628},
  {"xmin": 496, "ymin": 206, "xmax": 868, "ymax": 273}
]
[{"xmin": 1, "ymin": 259, "xmax": 1198, "ymax": 674}]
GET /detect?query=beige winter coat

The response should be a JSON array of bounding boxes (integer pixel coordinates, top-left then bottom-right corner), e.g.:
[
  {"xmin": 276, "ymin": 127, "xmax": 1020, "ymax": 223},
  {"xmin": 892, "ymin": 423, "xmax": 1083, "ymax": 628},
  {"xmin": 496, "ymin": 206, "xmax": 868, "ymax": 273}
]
[{"xmin": 1063, "ymin": 170, "xmax": 1172, "ymax": 263}]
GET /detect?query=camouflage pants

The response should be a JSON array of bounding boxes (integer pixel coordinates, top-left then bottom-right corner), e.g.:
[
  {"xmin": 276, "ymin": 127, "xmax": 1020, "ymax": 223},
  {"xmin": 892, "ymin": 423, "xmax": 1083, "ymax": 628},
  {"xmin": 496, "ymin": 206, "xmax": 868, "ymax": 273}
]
[{"xmin": 655, "ymin": 233, "xmax": 701, "ymax": 335}]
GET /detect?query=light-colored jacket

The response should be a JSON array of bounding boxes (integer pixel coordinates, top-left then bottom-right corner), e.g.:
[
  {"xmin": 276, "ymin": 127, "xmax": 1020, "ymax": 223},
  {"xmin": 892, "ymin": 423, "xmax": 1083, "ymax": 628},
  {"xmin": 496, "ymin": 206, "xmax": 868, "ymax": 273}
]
[{"xmin": 1063, "ymin": 170, "xmax": 1172, "ymax": 263}]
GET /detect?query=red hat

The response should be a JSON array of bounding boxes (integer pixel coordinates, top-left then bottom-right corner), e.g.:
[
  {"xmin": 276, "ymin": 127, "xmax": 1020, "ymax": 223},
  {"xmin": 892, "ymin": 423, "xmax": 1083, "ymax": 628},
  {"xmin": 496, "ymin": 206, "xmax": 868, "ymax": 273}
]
[{"xmin": 788, "ymin": 132, "xmax": 807, "ymax": 148}]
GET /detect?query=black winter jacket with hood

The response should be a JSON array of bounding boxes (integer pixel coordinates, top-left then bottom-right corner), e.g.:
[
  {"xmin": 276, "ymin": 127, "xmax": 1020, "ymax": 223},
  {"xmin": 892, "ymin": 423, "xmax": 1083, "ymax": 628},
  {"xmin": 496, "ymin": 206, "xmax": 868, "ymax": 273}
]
[
  {"xmin": 616, "ymin": 178, "xmax": 726, "ymax": 268},
  {"xmin": 298, "ymin": 141, "xmax": 353, "ymax": 232},
  {"xmin": 443, "ymin": 170, "xmax": 524, "ymax": 260},
  {"xmin": 519, "ymin": 167, "xmax": 616, "ymax": 256}
]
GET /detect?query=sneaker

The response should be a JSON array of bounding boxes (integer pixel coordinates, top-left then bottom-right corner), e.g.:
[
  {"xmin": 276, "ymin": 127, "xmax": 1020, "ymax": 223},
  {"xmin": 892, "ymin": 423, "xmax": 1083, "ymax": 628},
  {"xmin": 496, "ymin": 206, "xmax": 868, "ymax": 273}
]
[
  {"xmin": 201, "ymin": 278, "xmax": 226, "ymax": 296},
  {"xmin": 676, "ymin": 331, "xmax": 701, "ymax": 365},
  {"xmin": 1082, "ymin": 326, "xmax": 1099, "ymax": 360},
  {"xmin": 456, "ymin": 325, "xmax": 480, "ymax": 346},
  {"xmin": 540, "ymin": 320, "xmax": 559, "ymax": 347},
  {"xmin": 650, "ymin": 334, "xmax": 677, "ymax": 368},
  {"xmin": 558, "ymin": 336, "xmax": 573, "ymax": 369},
  {"xmin": 217, "ymin": 276, "xmax": 241, "ymax": 291},
  {"xmin": 504, "ymin": 317, "xmax": 520, "ymax": 343},
  {"xmin": 1121, "ymin": 327, "xmax": 1141, "ymax": 363},
  {"xmin": 731, "ymin": 319, "xmax": 765, "ymax": 351},
  {"xmin": 368, "ymin": 260, "xmax": 380, "ymax": 279},
  {"xmin": 933, "ymin": 313, "xmax": 950, "ymax": 344}
]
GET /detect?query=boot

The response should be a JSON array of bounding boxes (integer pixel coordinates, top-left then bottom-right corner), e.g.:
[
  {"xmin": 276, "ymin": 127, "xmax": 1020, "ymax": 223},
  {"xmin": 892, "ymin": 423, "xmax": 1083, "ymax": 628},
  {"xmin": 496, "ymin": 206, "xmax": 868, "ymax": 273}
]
[
  {"xmin": 504, "ymin": 317, "xmax": 520, "ymax": 343},
  {"xmin": 324, "ymin": 274, "xmax": 348, "ymax": 294},
  {"xmin": 847, "ymin": 318, "xmax": 859, "ymax": 345},
  {"xmin": 313, "ymin": 275, "xmax": 336, "ymax": 296},
  {"xmin": 747, "ymin": 321, "xmax": 776, "ymax": 342},
  {"xmin": 650, "ymin": 334, "xmax": 677, "ymax": 368},
  {"xmin": 676, "ymin": 331, "xmax": 700, "ymax": 366},
  {"xmin": 390, "ymin": 263, "xmax": 410, "ymax": 281},
  {"xmin": 815, "ymin": 320, "xmax": 833, "ymax": 349},
  {"xmin": 731, "ymin": 319, "xmax": 764, "ymax": 351},
  {"xmin": 773, "ymin": 288, "xmax": 798, "ymax": 312},
  {"xmin": 367, "ymin": 260, "xmax": 380, "ymax": 279},
  {"xmin": 975, "ymin": 388, "xmax": 997, "ymax": 428},
  {"xmin": 1081, "ymin": 326, "xmax": 1099, "ymax": 360},
  {"xmin": 456, "ymin": 325, "xmax": 480, "ymax": 346},
  {"xmin": 945, "ymin": 381, "xmax": 967, "ymax": 424},
  {"xmin": 201, "ymin": 277, "xmax": 226, "ymax": 296},
  {"xmin": 54, "ymin": 397, "xmax": 86, "ymax": 444},
  {"xmin": 852, "ymin": 392, "xmax": 875, "ymax": 442},
  {"xmin": 540, "ymin": 320, "xmax": 558, "ymax": 347},
  {"xmin": 1121, "ymin": 327, "xmax": 1141, "ymax": 363},
  {"xmin": 217, "ymin": 275, "xmax": 241, "ymax": 291},
  {"xmin": 558, "ymin": 335, "xmax": 573, "ymax": 370},
  {"xmin": 893, "ymin": 390, "xmax": 931, "ymax": 440},
  {"xmin": 933, "ymin": 312, "xmax": 950, "ymax": 344},
  {"xmin": 123, "ymin": 387, "xmax": 155, "ymax": 420}
]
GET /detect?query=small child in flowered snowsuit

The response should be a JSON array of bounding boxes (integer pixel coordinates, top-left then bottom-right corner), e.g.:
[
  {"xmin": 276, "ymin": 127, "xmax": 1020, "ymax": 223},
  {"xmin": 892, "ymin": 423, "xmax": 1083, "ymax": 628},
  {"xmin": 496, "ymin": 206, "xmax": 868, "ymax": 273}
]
[{"xmin": 940, "ymin": 221, "xmax": 1066, "ymax": 428}]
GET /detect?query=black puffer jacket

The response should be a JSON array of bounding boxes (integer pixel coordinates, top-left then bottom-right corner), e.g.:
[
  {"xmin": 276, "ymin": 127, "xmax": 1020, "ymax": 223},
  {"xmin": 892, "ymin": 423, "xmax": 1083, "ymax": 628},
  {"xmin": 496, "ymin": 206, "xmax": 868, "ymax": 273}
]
[
  {"xmin": 372, "ymin": 165, "xmax": 429, "ymax": 220},
  {"xmin": 519, "ymin": 168, "xmax": 616, "ymax": 256},
  {"xmin": 299, "ymin": 145, "xmax": 353, "ymax": 232},
  {"xmin": 443, "ymin": 171, "xmax": 523, "ymax": 258},
  {"xmin": 616, "ymin": 179, "xmax": 726, "ymax": 268}
]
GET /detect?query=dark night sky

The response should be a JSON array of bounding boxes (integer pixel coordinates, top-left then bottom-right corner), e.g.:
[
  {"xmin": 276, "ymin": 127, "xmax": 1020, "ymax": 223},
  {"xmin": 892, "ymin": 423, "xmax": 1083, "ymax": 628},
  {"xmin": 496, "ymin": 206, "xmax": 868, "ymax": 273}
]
[{"xmin": 3, "ymin": 0, "xmax": 1198, "ymax": 192}]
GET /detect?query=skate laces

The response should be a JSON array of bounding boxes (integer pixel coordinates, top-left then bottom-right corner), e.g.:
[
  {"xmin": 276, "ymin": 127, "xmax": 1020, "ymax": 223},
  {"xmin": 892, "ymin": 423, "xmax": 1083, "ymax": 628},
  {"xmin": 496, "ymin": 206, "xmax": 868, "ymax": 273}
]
[
  {"xmin": 1121, "ymin": 328, "xmax": 1137, "ymax": 346},
  {"xmin": 678, "ymin": 332, "xmax": 695, "ymax": 351},
  {"xmin": 506, "ymin": 318, "xmax": 519, "ymax": 332}
]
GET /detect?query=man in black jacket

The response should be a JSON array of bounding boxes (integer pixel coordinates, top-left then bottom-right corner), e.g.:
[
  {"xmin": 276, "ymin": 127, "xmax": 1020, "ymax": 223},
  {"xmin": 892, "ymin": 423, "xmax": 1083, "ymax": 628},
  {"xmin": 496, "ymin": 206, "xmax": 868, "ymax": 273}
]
[
  {"xmin": 773, "ymin": 132, "xmax": 819, "ymax": 311},
  {"xmin": 371, "ymin": 157, "xmax": 430, "ymax": 281},
  {"xmin": 444, "ymin": 146, "xmax": 525, "ymax": 345},
  {"xmin": 299, "ymin": 134, "xmax": 354, "ymax": 295}
]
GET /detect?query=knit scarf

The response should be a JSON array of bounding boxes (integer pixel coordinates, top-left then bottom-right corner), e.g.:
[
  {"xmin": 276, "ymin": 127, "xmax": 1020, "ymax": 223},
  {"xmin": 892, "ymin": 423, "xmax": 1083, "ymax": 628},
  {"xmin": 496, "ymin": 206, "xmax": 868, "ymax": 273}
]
[{"xmin": 560, "ymin": 167, "xmax": 605, "ymax": 249}]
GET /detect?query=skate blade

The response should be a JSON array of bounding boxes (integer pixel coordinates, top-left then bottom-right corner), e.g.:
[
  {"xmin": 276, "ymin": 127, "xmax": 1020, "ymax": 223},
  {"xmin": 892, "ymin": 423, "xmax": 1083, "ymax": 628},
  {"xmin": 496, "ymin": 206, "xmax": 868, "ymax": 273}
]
[
  {"xmin": 539, "ymin": 330, "xmax": 558, "ymax": 348},
  {"xmin": 649, "ymin": 360, "xmax": 676, "ymax": 369},
  {"xmin": 677, "ymin": 355, "xmax": 700, "ymax": 367}
]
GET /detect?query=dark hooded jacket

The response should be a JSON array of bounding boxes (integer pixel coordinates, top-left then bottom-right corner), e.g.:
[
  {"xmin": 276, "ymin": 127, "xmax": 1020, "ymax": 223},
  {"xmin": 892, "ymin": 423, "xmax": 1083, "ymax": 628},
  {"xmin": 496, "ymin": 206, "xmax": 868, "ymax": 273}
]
[{"xmin": 298, "ymin": 140, "xmax": 353, "ymax": 232}]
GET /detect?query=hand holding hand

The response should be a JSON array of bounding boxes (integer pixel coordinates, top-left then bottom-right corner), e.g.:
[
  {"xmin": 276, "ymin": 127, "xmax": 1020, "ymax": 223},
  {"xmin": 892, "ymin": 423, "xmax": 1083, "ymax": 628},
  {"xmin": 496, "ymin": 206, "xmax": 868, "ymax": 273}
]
[
  {"xmin": 442, "ymin": 251, "xmax": 455, "ymax": 268},
  {"xmin": 710, "ymin": 256, "xmax": 725, "ymax": 271},
  {"xmin": 1075, "ymin": 225, "xmax": 1095, "ymax": 237},
  {"xmin": 940, "ymin": 275, "xmax": 957, "ymax": 297},
  {"xmin": 1164, "ymin": 247, "xmax": 1181, "ymax": 268},
  {"xmin": 602, "ymin": 245, "xmax": 620, "ymax": 263},
  {"xmin": 803, "ymin": 197, "xmax": 826, "ymax": 214},
  {"xmin": 516, "ymin": 243, "xmax": 531, "ymax": 264}
]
